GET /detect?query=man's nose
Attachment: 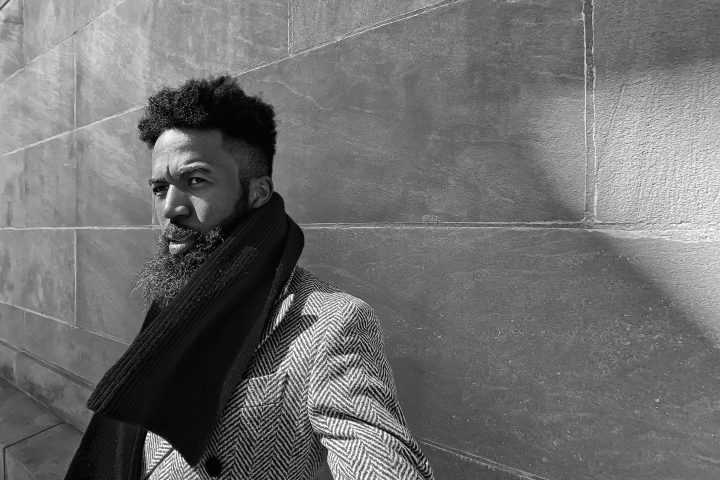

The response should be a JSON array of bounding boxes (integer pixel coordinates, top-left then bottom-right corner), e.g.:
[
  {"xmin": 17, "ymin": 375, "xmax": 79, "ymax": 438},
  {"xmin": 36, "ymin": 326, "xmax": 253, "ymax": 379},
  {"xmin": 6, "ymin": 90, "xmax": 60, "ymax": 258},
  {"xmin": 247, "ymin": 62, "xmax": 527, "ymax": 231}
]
[{"xmin": 161, "ymin": 185, "xmax": 191, "ymax": 221}]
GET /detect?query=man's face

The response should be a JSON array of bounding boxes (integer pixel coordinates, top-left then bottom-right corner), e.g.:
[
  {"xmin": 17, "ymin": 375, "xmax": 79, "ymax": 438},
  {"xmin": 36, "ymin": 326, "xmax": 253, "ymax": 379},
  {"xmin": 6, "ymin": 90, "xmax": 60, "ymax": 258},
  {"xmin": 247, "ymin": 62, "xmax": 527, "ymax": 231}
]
[{"xmin": 149, "ymin": 128, "xmax": 244, "ymax": 255}]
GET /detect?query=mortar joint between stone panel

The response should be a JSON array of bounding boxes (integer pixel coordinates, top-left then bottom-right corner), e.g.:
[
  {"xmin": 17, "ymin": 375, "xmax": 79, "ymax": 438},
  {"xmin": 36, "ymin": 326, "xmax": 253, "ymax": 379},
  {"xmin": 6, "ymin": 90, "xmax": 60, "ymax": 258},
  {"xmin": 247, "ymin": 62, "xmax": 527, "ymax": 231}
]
[
  {"xmin": 300, "ymin": 221, "xmax": 588, "ymax": 228},
  {"xmin": 4, "ymin": 0, "xmax": 133, "ymax": 74},
  {"xmin": 417, "ymin": 437, "xmax": 551, "ymax": 480},
  {"xmin": 73, "ymin": 229, "xmax": 78, "ymax": 326},
  {"xmin": 0, "ymin": 301, "xmax": 131, "ymax": 346},
  {"xmin": 582, "ymin": 0, "xmax": 597, "ymax": 224},
  {"xmin": 0, "ymin": 226, "xmax": 157, "ymax": 230},
  {"xmin": 12, "ymin": 346, "xmax": 96, "ymax": 390},
  {"xmin": 287, "ymin": 0, "xmax": 292, "ymax": 55},
  {"xmin": 73, "ymin": 35, "xmax": 77, "ymax": 130},
  {"xmin": 284, "ymin": 0, "xmax": 460, "ymax": 56},
  {"xmin": 0, "ymin": 106, "xmax": 145, "ymax": 159}
]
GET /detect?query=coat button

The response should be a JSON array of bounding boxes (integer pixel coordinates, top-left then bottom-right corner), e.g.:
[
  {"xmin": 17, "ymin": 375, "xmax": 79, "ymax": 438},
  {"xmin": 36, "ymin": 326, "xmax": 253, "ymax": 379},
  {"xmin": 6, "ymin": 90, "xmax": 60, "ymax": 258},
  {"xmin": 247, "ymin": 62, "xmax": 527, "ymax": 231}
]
[{"xmin": 204, "ymin": 456, "xmax": 222, "ymax": 477}]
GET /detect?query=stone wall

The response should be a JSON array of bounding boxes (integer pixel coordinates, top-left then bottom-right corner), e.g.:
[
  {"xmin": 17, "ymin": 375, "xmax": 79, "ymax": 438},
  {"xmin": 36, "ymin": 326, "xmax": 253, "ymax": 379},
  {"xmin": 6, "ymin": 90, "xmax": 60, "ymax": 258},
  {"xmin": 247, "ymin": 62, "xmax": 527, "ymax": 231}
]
[{"xmin": 1, "ymin": 0, "xmax": 719, "ymax": 478}]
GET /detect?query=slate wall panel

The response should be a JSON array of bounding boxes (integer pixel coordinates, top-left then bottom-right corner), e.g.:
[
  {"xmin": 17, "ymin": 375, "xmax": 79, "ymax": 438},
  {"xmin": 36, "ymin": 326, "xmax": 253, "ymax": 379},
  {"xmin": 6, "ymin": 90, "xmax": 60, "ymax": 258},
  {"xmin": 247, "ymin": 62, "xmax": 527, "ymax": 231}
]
[
  {"xmin": 0, "ymin": 230, "xmax": 74, "ymax": 322},
  {"xmin": 74, "ymin": 0, "xmax": 154, "ymax": 128},
  {"xmin": 299, "ymin": 227, "xmax": 720, "ymax": 480},
  {"xmin": 0, "ymin": 0, "xmax": 24, "ymax": 82},
  {"xmin": 23, "ymin": 311, "xmax": 127, "ymax": 385},
  {"xmin": 24, "ymin": 134, "xmax": 77, "ymax": 227},
  {"xmin": 291, "ymin": 0, "xmax": 439, "ymax": 52},
  {"xmin": 75, "ymin": 0, "xmax": 289, "ymax": 127},
  {"xmin": 598, "ymin": 233, "xmax": 720, "ymax": 344},
  {"xmin": 594, "ymin": 0, "xmax": 720, "ymax": 228},
  {"xmin": 241, "ymin": 0, "xmax": 585, "ymax": 224},
  {"xmin": 21, "ymin": 0, "xmax": 119, "ymax": 64},
  {"xmin": 0, "ymin": 302, "xmax": 25, "ymax": 348},
  {"xmin": 76, "ymin": 229, "xmax": 157, "ymax": 343},
  {"xmin": 0, "ymin": 230, "xmax": 22, "ymax": 309},
  {"xmin": 73, "ymin": 0, "xmax": 121, "ymax": 35},
  {"xmin": 0, "ymin": 150, "xmax": 24, "ymax": 227},
  {"xmin": 15, "ymin": 352, "xmax": 93, "ymax": 430},
  {"xmin": 5, "ymin": 422, "xmax": 81, "ymax": 480},
  {"xmin": 0, "ymin": 37, "xmax": 74, "ymax": 155},
  {"xmin": 21, "ymin": 0, "xmax": 73, "ymax": 63},
  {"xmin": 75, "ymin": 109, "xmax": 153, "ymax": 227},
  {"xmin": 148, "ymin": 0, "xmax": 288, "ymax": 92},
  {"xmin": 0, "ymin": 341, "xmax": 18, "ymax": 382}
]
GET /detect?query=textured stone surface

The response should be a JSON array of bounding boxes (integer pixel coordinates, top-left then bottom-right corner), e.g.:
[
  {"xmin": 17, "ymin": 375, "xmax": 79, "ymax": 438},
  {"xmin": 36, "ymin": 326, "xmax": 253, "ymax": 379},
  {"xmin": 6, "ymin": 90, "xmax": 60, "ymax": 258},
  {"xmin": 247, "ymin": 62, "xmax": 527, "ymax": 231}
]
[
  {"xmin": 242, "ymin": 0, "xmax": 585, "ymax": 223},
  {"xmin": 148, "ymin": 0, "xmax": 288, "ymax": 92},
  {"xmin": 21, "ymin": 0, "xmax": 73, "ymax": 62},
  {"xmin": 0, "ymin": 302, "xmax": 25, "ymax": 347},
  {"xmin": 76, "ymin": 229, "xmax": 157, "ymax": 343},
  {"xmin": 291, "ymin": 0, "xmax": 438, "ymax": 51},
  {"xmin": 601, "ymin": 233, "xmax": 720, "ymax": 344},
  {"xmin": 23, "ymin": 311, "xmax": 128, "ymax": 384},
  {"xmin": 73, "ymin": 0, "xmax": 120, "ymax": 32},
  {"xmin": 5, "ymin": 422, "xmax": 81, "ymax": 480},
  {"xmin": 76, "ymin": 0, "xmax": 289, "ymax": 127},
  {"xmin": 0, "ymin": 150, "xmax": 25, "ymax": 227},
  {"xmin": 420, "ymin": 442, "xmax": 527, "ymax": 480},
  {"xmin": 0, "ymin": 37, "xmax": 74, "ymax": 155},
  {"xmin": 594, "ymin": 0, "xmax": 720, "ymax": 228},
  {"xmin": 75, "ymin": 109, "xmax": 153, "ymax": 226},
  {"xmin": 74, "ymin": 0, "xmax": 153, "ymax": 127},
  {"xmin": 0, "ymin": 341, "xmax": 18, "ymax": 382},
  {"xmin": 0, "ymin": 376, "xmax": 62, "ymax": 477},
  {"xmin": 24, "ymin": 134, "xmax": 76, "ymax": 227},
  {"xmin": 0, "ymin": 230, "xmax": 75, "ymax": 322},
  {"xmin": 15, "ymin": 352, "xmax": 93, "ymax": 430},
  {"xmin": 21, "ymin": 0, "xmax": 118, "ymax": 64},
  {"xmin": 0, "ymin": 376, "xmax": 62, "ymax": 447},
  {"xmin": 299, "ymin": 227, "xmax": 720, "ymax": 479},
  {"xmin": 0, "ymin": 0, "xmax": 24, "ymax": 82}
]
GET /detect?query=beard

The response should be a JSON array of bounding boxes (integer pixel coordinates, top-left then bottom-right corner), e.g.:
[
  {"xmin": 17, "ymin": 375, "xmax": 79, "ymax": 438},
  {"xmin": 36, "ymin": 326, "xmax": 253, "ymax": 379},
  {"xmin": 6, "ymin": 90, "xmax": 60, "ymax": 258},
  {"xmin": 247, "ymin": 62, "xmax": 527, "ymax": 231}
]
[{"xmin": 132, "ymin": 191, "xmax": 250, "ymax": 309}]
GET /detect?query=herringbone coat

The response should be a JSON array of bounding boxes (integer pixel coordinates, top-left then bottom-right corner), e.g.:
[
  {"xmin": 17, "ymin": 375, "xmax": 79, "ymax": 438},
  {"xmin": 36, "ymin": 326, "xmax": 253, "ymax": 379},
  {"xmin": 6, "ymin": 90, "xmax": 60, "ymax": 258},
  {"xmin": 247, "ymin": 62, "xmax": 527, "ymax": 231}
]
[{"xmin": 142, "ymin": 267, "xmax": 434, "ymax": 480}]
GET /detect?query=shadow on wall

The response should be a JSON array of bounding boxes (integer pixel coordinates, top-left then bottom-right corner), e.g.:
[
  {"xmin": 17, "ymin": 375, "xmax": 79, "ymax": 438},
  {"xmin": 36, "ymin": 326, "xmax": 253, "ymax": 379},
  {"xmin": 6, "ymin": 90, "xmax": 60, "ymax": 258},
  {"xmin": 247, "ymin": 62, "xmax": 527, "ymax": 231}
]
[
  {"xmin": 301, "ymin": 229, "xmax": 720, "ymax": 480},
  {"xmin": 235, "ymin": 0, "xmax": 720, "ymax": 479}
]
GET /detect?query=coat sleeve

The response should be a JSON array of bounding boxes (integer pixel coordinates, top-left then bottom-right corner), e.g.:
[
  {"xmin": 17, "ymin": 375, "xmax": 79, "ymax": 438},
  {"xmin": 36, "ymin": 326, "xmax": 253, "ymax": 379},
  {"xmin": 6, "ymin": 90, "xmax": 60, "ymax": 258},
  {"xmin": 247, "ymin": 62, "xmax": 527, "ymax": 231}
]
[{"xmin": 308, "ymin": 296, "xmax": 434, "ymax": 480}]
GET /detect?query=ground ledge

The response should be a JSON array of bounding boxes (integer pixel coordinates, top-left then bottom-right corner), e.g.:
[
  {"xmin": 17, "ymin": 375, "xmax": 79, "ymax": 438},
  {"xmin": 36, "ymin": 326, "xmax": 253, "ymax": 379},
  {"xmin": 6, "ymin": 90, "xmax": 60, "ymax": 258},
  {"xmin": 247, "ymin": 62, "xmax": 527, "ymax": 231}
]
[{"xmin": 0, "ymin": 377, "xmax": 81, "ymax": 480}]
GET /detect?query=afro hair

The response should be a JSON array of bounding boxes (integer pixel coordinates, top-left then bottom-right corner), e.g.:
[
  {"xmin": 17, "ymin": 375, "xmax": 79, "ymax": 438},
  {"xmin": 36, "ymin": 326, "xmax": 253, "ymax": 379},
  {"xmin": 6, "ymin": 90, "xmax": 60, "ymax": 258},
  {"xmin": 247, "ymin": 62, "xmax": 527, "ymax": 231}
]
[{"xmin": 138, "ymin": 75, "xmax": 277, "ymax": 176}]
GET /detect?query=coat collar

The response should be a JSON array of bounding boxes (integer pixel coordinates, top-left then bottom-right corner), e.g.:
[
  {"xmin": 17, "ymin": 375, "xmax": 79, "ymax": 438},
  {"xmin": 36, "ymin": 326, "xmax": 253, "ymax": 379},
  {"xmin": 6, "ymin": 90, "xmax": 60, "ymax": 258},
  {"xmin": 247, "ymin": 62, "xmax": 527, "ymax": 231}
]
[{"xmin": 257, "ymin": 265, "xmax": 300, "ymax": 349}]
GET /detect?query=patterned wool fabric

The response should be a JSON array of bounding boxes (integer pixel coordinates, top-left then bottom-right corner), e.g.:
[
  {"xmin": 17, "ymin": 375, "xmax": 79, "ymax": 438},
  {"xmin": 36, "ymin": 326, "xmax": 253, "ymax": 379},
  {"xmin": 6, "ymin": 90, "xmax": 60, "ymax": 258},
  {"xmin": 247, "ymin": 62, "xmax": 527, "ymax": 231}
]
[{"xmin": 142, "ymin": 267, "xmax": 435, "ymax": 480}]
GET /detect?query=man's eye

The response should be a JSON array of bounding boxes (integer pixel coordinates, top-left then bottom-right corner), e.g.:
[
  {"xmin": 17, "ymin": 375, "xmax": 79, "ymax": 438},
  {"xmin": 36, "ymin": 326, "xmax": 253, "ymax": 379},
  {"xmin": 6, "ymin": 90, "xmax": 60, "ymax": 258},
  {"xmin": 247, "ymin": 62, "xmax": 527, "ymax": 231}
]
[
  {"xmin": 188, "ymin": 178, "xmax": 206, "ymax": 186},
  {"xmin": 152, "ymin": 185, "xmax": 168, "ymax": 194}
]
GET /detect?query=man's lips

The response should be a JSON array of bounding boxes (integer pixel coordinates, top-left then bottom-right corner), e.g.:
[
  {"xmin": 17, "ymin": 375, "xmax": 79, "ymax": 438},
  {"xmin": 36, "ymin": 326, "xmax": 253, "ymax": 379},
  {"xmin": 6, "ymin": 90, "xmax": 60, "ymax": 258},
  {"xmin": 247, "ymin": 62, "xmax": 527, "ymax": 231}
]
[
  {"xmin": 168, "ymin": 237, "xmax": 195, "ymax": 255},
  {"xmin": 164, "ymin": 228, "xmax": 198, "ymax": 256},
  {"xmin": 167, "ymin": 234, "xmax": 194, "ymax": 242}
]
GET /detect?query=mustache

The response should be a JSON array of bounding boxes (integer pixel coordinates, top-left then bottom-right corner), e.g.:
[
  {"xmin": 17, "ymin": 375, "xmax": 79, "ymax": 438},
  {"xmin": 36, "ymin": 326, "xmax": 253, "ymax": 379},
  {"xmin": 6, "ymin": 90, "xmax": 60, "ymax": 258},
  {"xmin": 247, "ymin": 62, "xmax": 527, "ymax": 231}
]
[{"xmin": 163, "ymin": 223, "xmax": 201, "ymax": 242}]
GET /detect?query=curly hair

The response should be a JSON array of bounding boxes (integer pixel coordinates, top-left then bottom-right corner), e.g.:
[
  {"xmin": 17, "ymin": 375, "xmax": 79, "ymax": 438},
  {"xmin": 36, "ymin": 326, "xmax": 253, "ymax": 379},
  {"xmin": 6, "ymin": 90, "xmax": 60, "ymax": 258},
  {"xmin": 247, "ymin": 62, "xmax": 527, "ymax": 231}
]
[{"xmin": 138, "ymin": 75, "xmax": 277, "ymax": 177}]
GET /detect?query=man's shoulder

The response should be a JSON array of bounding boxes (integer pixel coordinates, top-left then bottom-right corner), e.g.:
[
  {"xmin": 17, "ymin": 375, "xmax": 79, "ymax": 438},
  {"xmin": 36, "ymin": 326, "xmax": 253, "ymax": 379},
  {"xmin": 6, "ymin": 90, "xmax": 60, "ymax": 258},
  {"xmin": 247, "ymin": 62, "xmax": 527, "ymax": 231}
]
[{"xmin": 288, "ymin": 266, "xmax": 373, "ymax": 316}]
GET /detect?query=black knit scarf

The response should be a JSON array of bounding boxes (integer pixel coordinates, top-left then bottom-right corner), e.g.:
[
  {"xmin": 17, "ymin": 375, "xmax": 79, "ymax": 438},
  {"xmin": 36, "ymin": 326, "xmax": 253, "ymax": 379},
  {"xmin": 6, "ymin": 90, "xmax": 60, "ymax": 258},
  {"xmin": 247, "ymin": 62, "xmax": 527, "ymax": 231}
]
[{"xmin": 64, "ymin": 193, "xmax": 304, "ymax": 480}]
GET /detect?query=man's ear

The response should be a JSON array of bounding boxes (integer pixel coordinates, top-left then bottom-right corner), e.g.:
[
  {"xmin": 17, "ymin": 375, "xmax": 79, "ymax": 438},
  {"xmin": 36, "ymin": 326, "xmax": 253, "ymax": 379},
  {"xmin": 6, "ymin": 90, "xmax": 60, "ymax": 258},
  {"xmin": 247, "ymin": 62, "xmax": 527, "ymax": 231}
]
[{"xmin": 248, "ymin": 175, "xmax": 274, "ymax": 209}]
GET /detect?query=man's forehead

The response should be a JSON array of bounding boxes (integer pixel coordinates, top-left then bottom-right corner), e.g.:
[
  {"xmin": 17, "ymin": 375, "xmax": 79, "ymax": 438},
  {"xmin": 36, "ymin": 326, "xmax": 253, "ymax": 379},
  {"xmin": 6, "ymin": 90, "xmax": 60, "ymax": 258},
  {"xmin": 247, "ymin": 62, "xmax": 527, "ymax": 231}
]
[
  {"xmin": 154, "ymin": 128, "xmax": 224, "ymax": 153},
  {"xmin": 151, "ymin": 129, "xmax": 224, "ymax": 169}
]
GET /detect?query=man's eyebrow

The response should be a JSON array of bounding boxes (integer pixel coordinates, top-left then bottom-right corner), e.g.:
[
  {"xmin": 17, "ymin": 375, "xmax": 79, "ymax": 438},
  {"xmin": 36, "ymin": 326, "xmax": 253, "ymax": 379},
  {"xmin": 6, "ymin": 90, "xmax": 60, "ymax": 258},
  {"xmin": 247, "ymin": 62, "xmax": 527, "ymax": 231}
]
[
  {"xmin": 175, "ymin": 165, "xmax": 212, "ymax": 177},
  {"xmin": 148, "ymin": 165, "xmax": 212, "ymax": 185}
]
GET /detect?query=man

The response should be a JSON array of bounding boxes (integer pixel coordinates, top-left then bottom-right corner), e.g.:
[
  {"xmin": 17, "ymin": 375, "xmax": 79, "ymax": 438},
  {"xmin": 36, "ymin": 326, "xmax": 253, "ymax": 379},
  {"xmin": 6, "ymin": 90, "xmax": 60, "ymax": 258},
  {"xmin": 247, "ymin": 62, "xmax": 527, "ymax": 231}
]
[{"xmin": 65, "ymin": 76, "xmax": 434, "ymax": 480}]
